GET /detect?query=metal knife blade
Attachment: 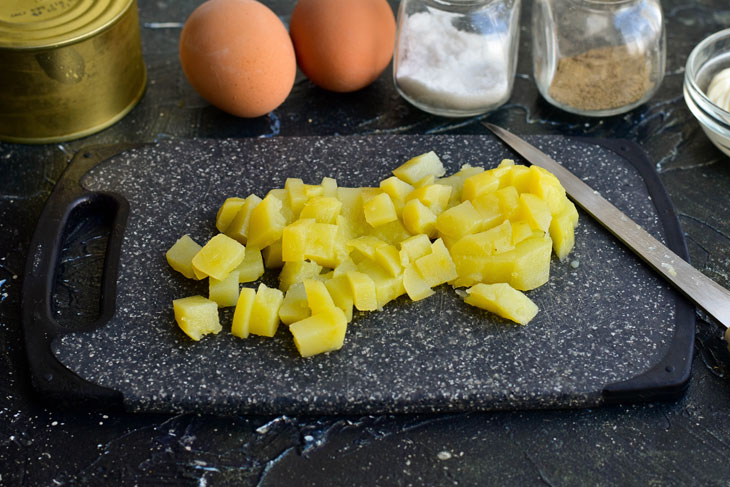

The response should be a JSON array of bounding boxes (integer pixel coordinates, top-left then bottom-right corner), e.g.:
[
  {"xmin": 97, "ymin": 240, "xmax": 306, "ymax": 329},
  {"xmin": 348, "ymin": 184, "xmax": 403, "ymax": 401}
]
[{"xmin": 483, "ymin": 121, "xmax": 730, "ymax": 330}]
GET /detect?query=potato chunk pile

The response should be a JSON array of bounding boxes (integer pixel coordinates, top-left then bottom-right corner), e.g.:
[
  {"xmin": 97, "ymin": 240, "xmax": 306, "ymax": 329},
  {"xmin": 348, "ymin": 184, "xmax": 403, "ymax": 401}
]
[{"xmin": 166, "ymin": 151, "xmax": 578, "ymax": 357}]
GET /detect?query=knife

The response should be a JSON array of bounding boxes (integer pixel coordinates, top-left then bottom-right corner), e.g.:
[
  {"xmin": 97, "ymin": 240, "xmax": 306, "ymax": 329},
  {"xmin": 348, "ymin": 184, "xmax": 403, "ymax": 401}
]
[{"xmin": 483, "ymin": 122, "xmax": 730, "ymax": 333}]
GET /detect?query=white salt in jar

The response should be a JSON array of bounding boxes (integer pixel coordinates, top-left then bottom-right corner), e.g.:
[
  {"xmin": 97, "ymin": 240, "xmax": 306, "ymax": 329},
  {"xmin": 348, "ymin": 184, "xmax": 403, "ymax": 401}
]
[{"xmin": 393, "ymin": 0, "xmax": 522, "ymax": 117}]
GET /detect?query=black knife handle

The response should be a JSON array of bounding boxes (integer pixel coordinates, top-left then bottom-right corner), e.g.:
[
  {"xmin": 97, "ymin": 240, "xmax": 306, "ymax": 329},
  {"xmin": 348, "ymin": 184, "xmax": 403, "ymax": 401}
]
[{"xmin": 22, "ymin": 146, "xmax": 136, "ymax": 410}]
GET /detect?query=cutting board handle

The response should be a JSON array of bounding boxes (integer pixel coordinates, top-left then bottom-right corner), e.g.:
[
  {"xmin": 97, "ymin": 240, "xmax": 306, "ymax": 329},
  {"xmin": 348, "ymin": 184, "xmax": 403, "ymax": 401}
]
[{"xmin": 22, "ymin": 146, "xmax": 135, "ymax": 410}]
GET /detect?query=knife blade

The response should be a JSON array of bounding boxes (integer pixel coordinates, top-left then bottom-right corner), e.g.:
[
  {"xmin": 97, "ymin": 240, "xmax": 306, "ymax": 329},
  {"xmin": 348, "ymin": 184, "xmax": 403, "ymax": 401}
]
[{"xmin": 483, "ymin": 121, "xmax": 730, "ymax": 331}]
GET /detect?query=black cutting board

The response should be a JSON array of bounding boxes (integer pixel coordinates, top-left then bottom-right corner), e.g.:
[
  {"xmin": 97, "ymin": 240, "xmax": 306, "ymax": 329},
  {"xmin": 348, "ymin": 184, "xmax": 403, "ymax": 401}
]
[{"xmin": 22, "ymin": 135, "xmax": 694, "ymax": 414}]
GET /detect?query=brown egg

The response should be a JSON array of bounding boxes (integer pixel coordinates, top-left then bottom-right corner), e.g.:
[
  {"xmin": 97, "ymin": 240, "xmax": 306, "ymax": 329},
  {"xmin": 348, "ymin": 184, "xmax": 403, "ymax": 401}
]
[
  {"xmin": 289, "ymin": 0, "xmax": 396, "ymax": 93},
  {"xmin": 179, "ymin": 0, "xmax": 296, "ymax": 118}
]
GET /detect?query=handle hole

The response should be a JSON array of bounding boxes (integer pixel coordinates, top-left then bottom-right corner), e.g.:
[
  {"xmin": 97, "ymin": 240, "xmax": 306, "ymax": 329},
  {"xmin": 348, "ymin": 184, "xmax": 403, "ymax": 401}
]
[{"xmin": 51, "ymin": 194, "xmax": 117, "ymax": 330}]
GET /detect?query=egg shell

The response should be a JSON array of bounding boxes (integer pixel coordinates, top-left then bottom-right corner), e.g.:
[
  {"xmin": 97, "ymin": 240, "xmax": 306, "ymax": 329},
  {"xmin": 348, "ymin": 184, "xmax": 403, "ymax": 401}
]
[
  {"xmin": 179, "ymin": 0, "xmax": 296, "ymax": 118},
  {"xmin": 289, "ymin": 0, "xmax": 396, "ymax": 93}
]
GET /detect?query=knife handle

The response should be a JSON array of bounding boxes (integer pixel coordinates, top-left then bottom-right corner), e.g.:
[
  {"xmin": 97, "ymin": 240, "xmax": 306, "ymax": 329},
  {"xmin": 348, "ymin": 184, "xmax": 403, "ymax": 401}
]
[{"xmin": 22, "ymin": 147, "xmax": 131, "ymax": 410}]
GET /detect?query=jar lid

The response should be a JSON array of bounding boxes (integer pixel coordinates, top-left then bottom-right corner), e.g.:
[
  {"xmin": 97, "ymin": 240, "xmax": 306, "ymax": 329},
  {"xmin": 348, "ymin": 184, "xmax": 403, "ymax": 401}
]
[{"xmin": 0, "ymin": 0, "xmax": 133, "ymax": 50}]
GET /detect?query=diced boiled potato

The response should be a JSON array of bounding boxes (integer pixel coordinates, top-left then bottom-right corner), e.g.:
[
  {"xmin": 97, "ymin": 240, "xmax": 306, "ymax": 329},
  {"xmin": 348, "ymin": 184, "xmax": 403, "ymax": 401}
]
[
  {"xmin": 392, "ymin": 151, "xmax": 446, "ymax": 185},
  {"xmin": 507, "ymin": 164, "xmax": 532, "ymax": 193},
  {"xmin": 529, "ymin": 165, "xmax": 566, "ymax": 214},
  {"xmin": 209, "ymin": 270, "xmax": 240, "ymax": 308},
  {"xmin": 346, "ymin": 271, "xmax": 378, "ymax": 311},
  {"xmin": 166, "ymin": 234, "xmax": 203, "ymax": 280},
  {"xmin": 399, "ymin": 233, "xmax": 432, "ymax": 266},
  {"xmin": 304, "ymin": 278, "xmax": 336, "ymax": 314},
  {"xmin": 367, "ymin": 218, "xmax": 412, "ymax": 245},
  {"xmin": 282, "ymin": 218, "xmax": 313, "ymax": 262},
  {"xmin": 303, "ymin": 222, "xmax": 340, "ymax": 267},
  {"xmin": 402, "ymin": 264, "xmax": 435, "ymax": 301},
  {"xmin": 510, "ymin": 220, "xmax": 535, "ymax": 246},
  {"xmin": 357, "ymin": 259, "xmax": 405, "ymax": 308},
  {"xmin": 325, "ymin": 275, "xmax": 355, "ymax": 322},
  {"xmin": 216, "ymin": 197, "xmax": 246, "ymax": 233},
  {"xmin": 321, "ymin": 177, "xmax": 338, "ymax": 197},
  {"xmin": 231, "ymin": 287, "xmax": 256, "ymax": 338},
  {"xmin": 401, "ymin": 199, "xmax": 437, "ymax": 237},
  {"xmin": 285, "ymin": 177, "xmax": 308, "ymax": 216},
  {"xmin": 496, "ymin": 185, "xmax": 520, "ymax": 219},
  {"xmin": 380, "ymin": 176, "xmax": 414, "ymax": 203},
  {"xmin": 363, "ymin": 192, "xmax": 398, "ymax": 227},
  {"xmin": 550, "ymin": 200, "xmax": 579, "ymax": 260},
  {"xmin": 333, "ymin": 257, "xmax": 358, "ymax": 277},
  {"xmin": 509, "ymin": 235, "xmax": 553, "ymax": 291},
  {"xmin": 300, "ymin": 196, "xmax": 342, "ymax": 224},
  {"xmin": 471, "ymin": 192, "xmax": 505, "ymax": 231},
  {"xmin": 517, "ymin": 193, "xmax": 552, "ymax": 233},
  {"xmin": 435, "ymin": 200, "xmax": 483, "ymax": 240},
  {"xmin": 462, "ymin": 170, "xmax": 499, "ymax": 202},
  {"xmin": 235, "ymin": 245, "xmax": 265, "ymax": 282},
  {"xmin": 405, "ymin": 184, "xmax": 452, "ymax": 214},
  {"xmin": 247, "ymin": 194, "xmax": 286, "ymax": 249},
  {"xmin": 450, "ymin": 220, "xmax": 513, "ymax": 258},
  {"xmin": 490, "ymin": 159, "xmax": 516, "ymax": 185},
  {"xmin": 414, "ymin": 238, "xmax": 457, "ymax": 287},
  {"xmin": 289, "ymin": 306, "xmax": 347, "ymax": 357},
  {"xmin": 436, "ymin": 164, "xmax": 484, "ymax": 204},
  {"xmin": 463, "ymin": 283, "xmax": 538, "ymax": 325},
  {"xmin": 279, "ymin": 260, "xmax": 323, "ymax": 292},
  {"xmin": 173, "ymin": 295, "xmax": 221, "ymax": 341},
  {"xmin": 268, "ymin": 188, "xmax": 296, "ymax": 224},
  {"xmin": 192, "ymin": 233, "xmax": 246, "ymax": 281},
  {"xmin": 225, "ymin": 194, "xmax": 263, "ymax": 244},
  {"xmin": 347, "ymin": 235, "xmax": 388, "ymax": 262},
  {"xmin": 249, "ymin": 283, "xmax": 284, "ymax": 337},
  {"xmin": 262, "ymin": 239, "xmax": 283, "ymax": 268},
  {"xmin": 374, "ymin": 243, "xmax": 403, "ymax": 277},
  {"xmin": 278, "ymin": 282, "xmax": 310, "ymax": 325},
  {"xmin": 304, "ymin": 183, "xmax": 324, "ymax": 199}
]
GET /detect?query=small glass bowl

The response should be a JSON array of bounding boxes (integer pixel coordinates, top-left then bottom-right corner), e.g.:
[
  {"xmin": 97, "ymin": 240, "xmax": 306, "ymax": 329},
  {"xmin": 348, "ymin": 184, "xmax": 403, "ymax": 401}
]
[{"xmin": 684, "ymin": 28, "xmax": 730, "ymax": 157}]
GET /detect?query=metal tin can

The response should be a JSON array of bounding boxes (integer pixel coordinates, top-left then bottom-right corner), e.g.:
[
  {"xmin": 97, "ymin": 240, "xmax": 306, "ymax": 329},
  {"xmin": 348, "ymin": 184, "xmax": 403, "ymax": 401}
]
[{"xmin": 0, "ymin": 0, "xmax": 147, "ymax": 143}]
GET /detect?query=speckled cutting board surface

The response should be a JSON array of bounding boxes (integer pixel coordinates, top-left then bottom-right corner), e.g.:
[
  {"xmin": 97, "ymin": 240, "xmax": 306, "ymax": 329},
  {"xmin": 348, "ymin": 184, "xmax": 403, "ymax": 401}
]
[{"xmin": 51, "ymin": 135, "xmax": 690, "ymax": 414}]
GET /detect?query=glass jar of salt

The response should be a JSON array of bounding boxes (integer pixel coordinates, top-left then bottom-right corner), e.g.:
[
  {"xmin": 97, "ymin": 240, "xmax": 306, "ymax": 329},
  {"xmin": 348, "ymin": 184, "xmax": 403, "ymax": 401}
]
[
  {"xmin": 532, "ymin": 0, "xmax": 665, "ymax": 117},
  {"xmin": 393, "ymin": 0, "xmax": 522, "ymax": 117}
]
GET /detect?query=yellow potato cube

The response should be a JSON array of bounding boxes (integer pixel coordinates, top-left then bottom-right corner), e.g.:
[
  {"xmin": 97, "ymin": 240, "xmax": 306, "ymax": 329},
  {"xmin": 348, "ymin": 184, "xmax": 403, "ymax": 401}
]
[
  {"xmin": 247, "ymin": 194, "xmax": 286, "ymax": 249},
  {"xmin": 236, "ymin": 245, "xmax": 265, "ymax": 282},
  {"xmin": 363, "ymin": 192, "xmax": 398, "ymax": 227},
  {"xmin": 380, "ymin": 176, "xmax": 415, "ymax": 203},
  {"xmin": 166, "ymin": 234, "xmax": 203, "ymax": 280},
  {"xmin": 508, "ymin": 164, "xmax": 532, "ymax": 193},
  {"xmin": 414, "ymin": 238, "xmax": 457, "ymax": 287},
  {"xmin": 289, "ymin": 307, "xmax": 347, "ymax": 357},
  {"xmin": 357, "ymin": 259, "xmax": 405, "ymax": 308},
  {"xmin": 436, "ymin": 164, "xmax": 484, "ymax": 204},
  {"xmin": 347, "ymin": 235, "xmax": 388, "ymax": 261},
  {"xmin": 225, "ymin": 194, "xmax": 263, "ymax": 244},
  {"xmin": 528, "ymin": 165, "xmax": 567, "ymax": 214},
  {"xmin": 285, "ymin": 177, "xmax": 308, "ymax": 216},
  {"xmin": 435, "ymin": 200, "xmax": 483, "ymax": 240},
  {"xmin": 303, "ymin": 222, "xmax": 340, "ymax": 267},
  {"xmin": 509, "ymin": 235, "xmax": 553, "ymax": 291},
  {"xmin": 463, "ymin": 283, "xmax": 538, "ymax": 325},
  {"xmin": 173, "ymin": 295, "xmax": 221, "ymax": 341},
  {"xmin": 471, "ymin": 192, "xmax": 505, "ymax": 230},
  {"xmin": 510, "ymin": 220, "xmax": 535, "ymax": 246},
  {"xmin": 462, "ymin": 170, "xmax": 499, "ymax": 202},
  {"xmin": 268, "ymin": 188, "xmax": 296, "ymax": 224},
  {"xmin": 278, "ymin": 260, "xmax": 323, "ymax": 292},
  {"xmin": 346, "ymin": 271, "xmax": 378, "ymax": 311},
  {"xmin": 549, "ymin": 200, "xmax": 579, "ymax": 260},
  {"xmin": 398, "ymin": 233, "xmax": 432, "ymax": 266},
  {"xmin": 304, "ymin": 183, "xmax": 324, "ymax": 199},
  {"xmin": 300, "ymin": 196, "xmax": 342, "ymax": 224},
  {"xmin": 192, "ymin": 233, "xmax": 246, "ymax": 281},
  {"xmin": 367, "ymin": 219, "xmax": 412, "ymax": 245},
  {"xmin": 403, "ymin": 264, "xmax": 435, "ymax": 301},
  {"xmin": 231, "ymin": 287, "xmax": 256, "ymax": 338},
  {"xmin": 405, "ymin": 184, "xmax": 452, "ymax": 214},
  {"xmin": 248, "ymin": 283, "xmax": 284, "ymax": 337},
  {"xmin": 304, "ymin": 279, "xmax": 335, "ymax": 314},
  {"xmin": 489, "ymin": 158, "xmax": 516, "ymax": 186},
  {"xmin": 516, "ymin": 193, "xmax": 552, "ymax": 233},
  {"xmin": 278, "ymin": 282, "xmax": 310, "ymax": 325},
  {"xmin": 262, "ymin": 239, "xmax": 283, "ymax": 269},
  {"xmin": 215, "ymin": 197, "xmax": 245, "ymax": 233},
  {"xmin": 401, "ymin": 199, "xmax": 437, "ymax": 237},
  {"xmin": 450, "ymin": 220, "xmax": 514, "ymax": 258},
  {"xmin": 325, "ymin": 276, "xmax": 355, "ymax": 322},
  {"xmin": 209, "ymin": 270, "xmax": 240, "ymax": 308},
  {"xmin": 333, "ymin": 257, "xmax": 358, "ymax": 277},
  {"xmin": 282, "ymin": 218, "xmax": 313, "ymax": 262},
  {"xmin": 496, "ymin": 185, "xmax": 520, "ymax": 219},
  {"xmin": 374, "ymin": 244, "xmax": 403, "ymax": 277},
  {"xmin": 321, "ymin": 176, "xmax": 338, "ymax": 197},
  {"xmin": 392, "ymin": 151, "xmax": 446, "ymax": 185}
]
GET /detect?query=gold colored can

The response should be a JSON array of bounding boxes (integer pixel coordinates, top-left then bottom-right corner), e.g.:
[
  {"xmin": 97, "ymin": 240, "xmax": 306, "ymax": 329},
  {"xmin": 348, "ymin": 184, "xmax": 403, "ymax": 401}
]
[{"xmin": 0, "ymin": 0, "xmax": 147, "ymax": 143}]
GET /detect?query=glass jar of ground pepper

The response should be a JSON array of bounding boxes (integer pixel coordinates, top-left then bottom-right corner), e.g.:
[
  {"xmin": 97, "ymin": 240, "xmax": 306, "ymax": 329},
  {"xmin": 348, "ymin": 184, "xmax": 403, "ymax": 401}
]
[{"xmin": 532, "ymin": 0, "xmax": 665, "ymax": 117}]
